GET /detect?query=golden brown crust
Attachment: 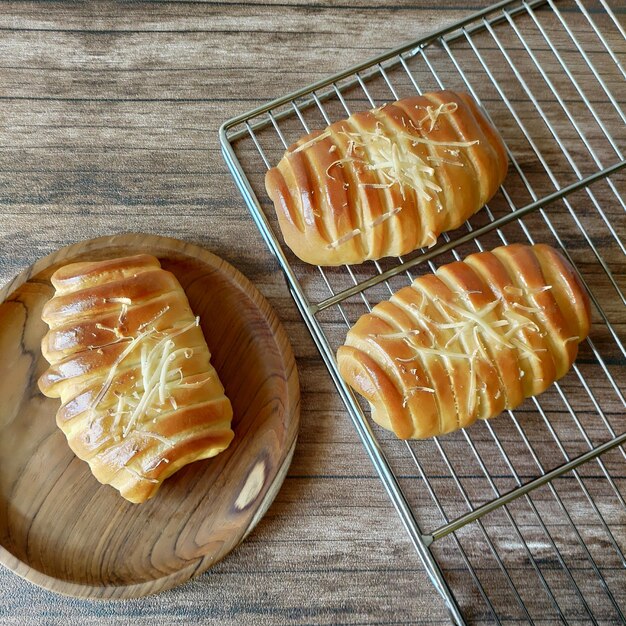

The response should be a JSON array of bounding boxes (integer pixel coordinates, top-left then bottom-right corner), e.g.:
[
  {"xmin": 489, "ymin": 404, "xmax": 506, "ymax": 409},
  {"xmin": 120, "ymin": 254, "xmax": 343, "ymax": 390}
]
[
  {"xmin": 50, "ymin": 254, "xmax": 160, "ymax": 291},
  {"xmin": 265, "ymin": 90, "xmax": 508, "ymax": 266},
  {"xmin": 337, "ymin": 244, "xmax": 590, "ymax": 439},
  {"xmin": 38, "ymin": 254, "xmax": 234, "ymax": 503}
]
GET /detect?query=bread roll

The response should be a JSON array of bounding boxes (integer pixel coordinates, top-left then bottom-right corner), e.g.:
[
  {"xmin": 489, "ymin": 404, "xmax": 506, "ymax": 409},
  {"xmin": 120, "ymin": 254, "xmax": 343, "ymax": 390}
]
[
  {"xmin": 337, "ymin": 244, "xmax": 590, "ymax": 439},
  {"xmin": 39, "ymin": 254, "xmax": 234, "ymax": 503},
  {"xmin": 265, "ymin": 90, "xmax": 508, "ymax": 266}
]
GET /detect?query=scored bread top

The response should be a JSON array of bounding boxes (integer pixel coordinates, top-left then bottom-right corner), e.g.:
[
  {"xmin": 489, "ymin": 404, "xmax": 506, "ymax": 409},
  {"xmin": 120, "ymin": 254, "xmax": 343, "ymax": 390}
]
[
  {"xmin": 39, "ymin": 254, "xmax": 234, "ymax": 503},
  {"xmin": 337, "ymin": 244, "xmax": 590, "ymax": 439},
  {"xmin": 265, "ymin": 90, "xmax": 508, "ymax": 265}
]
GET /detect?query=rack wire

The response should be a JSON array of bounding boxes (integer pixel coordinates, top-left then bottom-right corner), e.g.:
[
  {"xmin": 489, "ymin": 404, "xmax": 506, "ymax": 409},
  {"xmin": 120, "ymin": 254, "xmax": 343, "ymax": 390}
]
[{"xmin": 220, "ymin": 0, "xmax": 626, "ymax": 622}]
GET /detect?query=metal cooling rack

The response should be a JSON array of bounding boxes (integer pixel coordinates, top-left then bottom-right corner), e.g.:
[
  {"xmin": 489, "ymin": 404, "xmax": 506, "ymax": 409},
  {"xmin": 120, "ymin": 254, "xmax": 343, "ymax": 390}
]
[{"xmin": 220, "ymin": 0, "xmax": 626, "ymax": 622}]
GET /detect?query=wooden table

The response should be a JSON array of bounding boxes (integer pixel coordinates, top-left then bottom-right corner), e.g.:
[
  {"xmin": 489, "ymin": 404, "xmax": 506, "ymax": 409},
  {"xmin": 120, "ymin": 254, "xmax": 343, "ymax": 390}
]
[
  {"xmin": 0, "ymin": 2, "xmax": 479, "ymax": 624},
  {"xmin": 0, "ymin": 1, "xmax": 624, "ymax": 624}
]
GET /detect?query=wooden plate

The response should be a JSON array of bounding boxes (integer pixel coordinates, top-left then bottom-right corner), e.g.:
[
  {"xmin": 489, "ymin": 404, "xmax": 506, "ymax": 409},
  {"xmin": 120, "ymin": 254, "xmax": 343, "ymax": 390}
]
[{"xmin": 0, "ymin": 233, "xmax": 300, "ymax": 599}]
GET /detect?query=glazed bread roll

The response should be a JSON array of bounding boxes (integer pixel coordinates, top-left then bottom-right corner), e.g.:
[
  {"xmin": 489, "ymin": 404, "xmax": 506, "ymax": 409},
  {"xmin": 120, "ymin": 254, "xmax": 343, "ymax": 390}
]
[
  {"xmin": 265, "ymin": 90, "xmax": 508, "ymax": 266},
  {"xmin": 337, "ymin": 244, "xmax": 590, "ymax": 439},
  {"xmin": 38, "ymin": 254, "xmax": 234, "ymax": 503}
]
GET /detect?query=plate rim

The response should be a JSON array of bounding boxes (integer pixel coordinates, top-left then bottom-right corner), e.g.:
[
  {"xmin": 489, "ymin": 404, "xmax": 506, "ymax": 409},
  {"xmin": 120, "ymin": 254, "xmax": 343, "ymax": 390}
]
[{"xmin": 0, "ymin": 232, "xmax": 300, "ymax": 599}]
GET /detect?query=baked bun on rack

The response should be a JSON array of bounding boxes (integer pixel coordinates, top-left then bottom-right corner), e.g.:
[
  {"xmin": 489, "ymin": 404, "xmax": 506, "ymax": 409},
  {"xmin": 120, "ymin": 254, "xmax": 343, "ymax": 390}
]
[
  {"xmin": 337, "ymin": 244, "xmax": 590, "ymax": 439},
  {"xmin": 265, "ymin": 90, "xmax": 508, "ymax": 266},
  {"xmin": 39, "ymin": 254, "xmax": 234, "ymax": 503}
]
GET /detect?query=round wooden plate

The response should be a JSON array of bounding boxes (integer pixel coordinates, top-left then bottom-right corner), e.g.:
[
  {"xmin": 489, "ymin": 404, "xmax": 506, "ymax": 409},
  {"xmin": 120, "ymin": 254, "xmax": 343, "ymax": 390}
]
[{"xmin": 0, "ymin": 233, "xmax": 300, "ymax": 599}]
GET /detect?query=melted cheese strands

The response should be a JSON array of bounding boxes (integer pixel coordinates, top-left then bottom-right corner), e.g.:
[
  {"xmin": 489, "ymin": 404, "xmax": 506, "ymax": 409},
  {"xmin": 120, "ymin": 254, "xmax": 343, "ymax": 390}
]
[
  {"xmin": 337, "ymin": 244, "xmax": 591, "ymax": 439},
  {"xmin": 265, "ymin": 90, "xmax": 508, "ymax": 266},
  {"xmin": 38, "ymin": 254, "xmax": 234, "ymax": 503}
]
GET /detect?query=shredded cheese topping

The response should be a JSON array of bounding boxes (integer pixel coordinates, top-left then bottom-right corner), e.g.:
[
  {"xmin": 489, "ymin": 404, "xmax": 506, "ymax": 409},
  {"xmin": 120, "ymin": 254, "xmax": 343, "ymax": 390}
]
[
  {"xmin": 371, "ymin": 329, "xmax": 421, "ymax": 340},
  {"xmin": 402, "ymin": 385, "xmax": 436, "ymax": 407},
  {"xmin": 145, "ymin": 457, "xmax": 170, "ymax": 472},
  {"xmin": 124, "ymin": 464, "xmax": 159, "ymax": 484},
  {"xmin": 326, "ymin": 228, "xmax": 361, "ymax": 250},
  {"xmin": 333, "ymin": 122, "xmax": 477, "ymax": 204},
  {"xmin": 416, "ymin": 102, "xmax": 459, "ymax": 132},
  {"xmin": 326, "ymin": 207, "xmax": 403, "ymax": 250},
  {"xmin": 288, "ymin": 100, "xmax": 479, "ymax": 250},
  {"xmin": 292, "ymin": 129, "xmax": 332, "ymax": 153},
  {"xmin": 86, "ymin": 300, "xmax": 206, "ymax": 481},
  {"xmin": 388, "ymin": 282, "xmax": 553, "ymax": 419},
  {"xmin": 107, "ymin": 297, "xmax": 132, "ymax": 305}
]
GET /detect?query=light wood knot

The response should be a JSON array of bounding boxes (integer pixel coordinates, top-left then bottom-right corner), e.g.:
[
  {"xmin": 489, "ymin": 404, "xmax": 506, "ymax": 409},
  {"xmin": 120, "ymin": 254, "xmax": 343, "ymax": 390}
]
[{"xmin": 234, "ymin": 460, "xmax": 266, "ymax": 511}]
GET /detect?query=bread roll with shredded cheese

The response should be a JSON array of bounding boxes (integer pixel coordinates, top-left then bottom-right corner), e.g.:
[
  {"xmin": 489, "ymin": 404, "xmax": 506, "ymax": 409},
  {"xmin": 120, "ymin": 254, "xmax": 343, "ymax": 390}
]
[
  {"xmin": 337, "ymin": 244, "xmax": 590, "ymax": 439},
  {"xmin": 38, "ymin": 254, "xmax": 234, "ymax": 503},
  {"xmin": 265, "ymin": 90, "xmax": 508, "ymax": 266}
]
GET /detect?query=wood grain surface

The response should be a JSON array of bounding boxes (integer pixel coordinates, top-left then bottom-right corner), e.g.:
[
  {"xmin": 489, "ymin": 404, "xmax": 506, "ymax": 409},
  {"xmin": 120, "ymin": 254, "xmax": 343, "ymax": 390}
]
[
  {"xmin": 0, "ymin": 0, "xmax": 624, "ymax": 625},
  {"xmin": 0, "ymin": 233, "xmax": 299, "ymax": 599}
]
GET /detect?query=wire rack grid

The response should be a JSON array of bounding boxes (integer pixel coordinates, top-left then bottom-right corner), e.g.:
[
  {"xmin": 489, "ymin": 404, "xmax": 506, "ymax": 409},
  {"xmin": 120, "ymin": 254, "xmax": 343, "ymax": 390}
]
[{"xmin": 220, "ymin": 0, "xmax": 626, "ymax": 623}]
